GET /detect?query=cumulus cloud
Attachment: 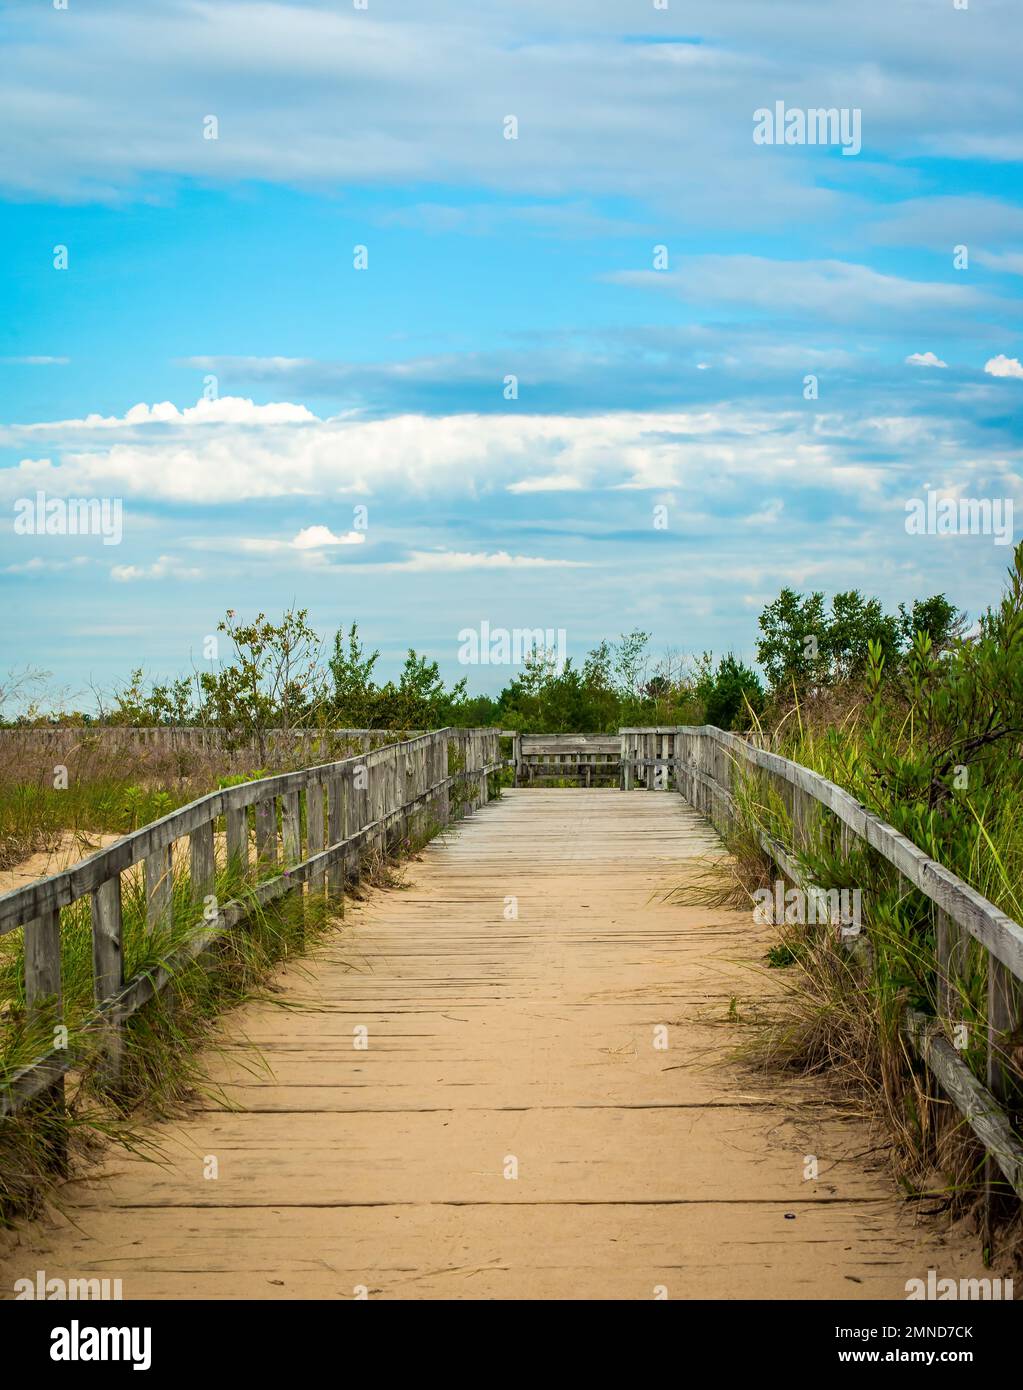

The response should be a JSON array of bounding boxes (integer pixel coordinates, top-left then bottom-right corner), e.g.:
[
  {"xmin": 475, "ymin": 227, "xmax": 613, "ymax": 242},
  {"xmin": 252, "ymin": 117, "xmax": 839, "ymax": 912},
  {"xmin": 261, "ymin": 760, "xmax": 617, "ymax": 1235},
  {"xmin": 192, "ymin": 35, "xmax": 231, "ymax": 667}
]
[
  {"xmin": 984, "ymin": 355, "xmax": 1023, "ymax": 380},
  {"xmin": 15, "ymin": 396, "xmax": 317, "ymax": 434},
  {"xmin": 906, "ymin": 351, "xmax": 948, "ymax": 368},
  {"xmin": 215, "ymin": 526, "xmax": 366, "ymax": 554},
  {"xmin": 0, "ymin": 399, "xmax": 910, "ymax": 506},
  {"xmin": 291, "ymin": 525, "xmax": 364, "ymax": 549}
]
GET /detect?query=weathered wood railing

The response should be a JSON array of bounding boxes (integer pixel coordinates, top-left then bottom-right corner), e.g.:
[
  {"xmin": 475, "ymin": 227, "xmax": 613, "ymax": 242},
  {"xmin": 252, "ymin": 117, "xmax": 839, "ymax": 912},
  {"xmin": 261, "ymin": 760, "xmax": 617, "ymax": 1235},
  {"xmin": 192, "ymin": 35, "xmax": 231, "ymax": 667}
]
[
  {"xmin": 0, "ymin": 728, "xmax": 501, "ymax": 1134},
  {"xmin": 512, "ymin": 733, "xmax": 621, "ymax": 786},
  {"xmin": 622, "ymin": 724, "xmax": 1023, "ymax": 1238}
]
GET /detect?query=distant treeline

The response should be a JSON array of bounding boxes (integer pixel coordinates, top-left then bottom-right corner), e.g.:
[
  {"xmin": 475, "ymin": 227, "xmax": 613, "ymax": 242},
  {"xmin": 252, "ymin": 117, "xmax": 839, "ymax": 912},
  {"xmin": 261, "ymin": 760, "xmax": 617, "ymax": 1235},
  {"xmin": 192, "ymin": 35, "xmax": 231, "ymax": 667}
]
[{"xmin": 0, "ymin": 576, "xmax": 971, "ymax": 741}]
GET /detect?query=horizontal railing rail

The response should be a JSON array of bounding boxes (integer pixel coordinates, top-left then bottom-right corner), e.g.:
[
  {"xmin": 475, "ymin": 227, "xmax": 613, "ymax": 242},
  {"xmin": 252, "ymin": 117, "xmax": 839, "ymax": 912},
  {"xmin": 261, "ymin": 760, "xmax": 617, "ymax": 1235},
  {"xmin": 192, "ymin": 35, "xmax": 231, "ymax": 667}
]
[
  {"xmin": 0, "ymin": 727, "xmax": 502, "ymax": 1130},
  {"xmin": 511, "ymin": 733, "xmax": 621, "ymax": 787},
  {"xmin": 621, "ymin": 724, "xmax": 1023, "ymax": 1238}
]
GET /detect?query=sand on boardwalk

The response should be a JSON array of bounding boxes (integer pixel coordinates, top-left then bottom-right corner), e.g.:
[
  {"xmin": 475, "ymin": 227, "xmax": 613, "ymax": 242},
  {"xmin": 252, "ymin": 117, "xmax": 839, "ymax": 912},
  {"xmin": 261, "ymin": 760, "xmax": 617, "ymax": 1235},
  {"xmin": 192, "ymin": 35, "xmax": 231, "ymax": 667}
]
[{"xmin": 0, "ymin": 790, "xmax": 995, "ymax": 1300}]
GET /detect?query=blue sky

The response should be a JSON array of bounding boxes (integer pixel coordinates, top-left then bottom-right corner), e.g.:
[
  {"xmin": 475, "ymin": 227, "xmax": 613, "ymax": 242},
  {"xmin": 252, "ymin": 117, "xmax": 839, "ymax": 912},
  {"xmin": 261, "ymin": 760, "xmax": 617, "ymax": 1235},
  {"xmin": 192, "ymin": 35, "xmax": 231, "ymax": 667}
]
[{"xmin": 2, "ymin": 0, "xmax": 1022, "ymax": 704}]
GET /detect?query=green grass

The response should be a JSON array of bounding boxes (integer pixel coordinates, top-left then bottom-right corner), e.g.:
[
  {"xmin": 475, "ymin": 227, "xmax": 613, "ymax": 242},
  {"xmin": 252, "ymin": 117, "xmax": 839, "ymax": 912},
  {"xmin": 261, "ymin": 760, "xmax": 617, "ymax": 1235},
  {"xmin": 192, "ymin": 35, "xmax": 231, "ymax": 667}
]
[
  {"xmin": 0, "ymin": 785, "xmax": 445, "ymax": 1224},
  {"xmin": 712, "ymin": 718, "xmax": 1021, "ymax": 1217}
]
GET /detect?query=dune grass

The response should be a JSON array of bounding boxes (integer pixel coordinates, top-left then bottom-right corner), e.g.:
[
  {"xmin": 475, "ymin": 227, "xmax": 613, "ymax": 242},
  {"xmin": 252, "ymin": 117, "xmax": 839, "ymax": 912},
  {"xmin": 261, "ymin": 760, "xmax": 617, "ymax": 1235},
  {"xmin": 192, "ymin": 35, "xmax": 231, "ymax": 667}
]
[{"xmin": 0, "ymin": 789, "xmax": 444, "ymax": 1224}]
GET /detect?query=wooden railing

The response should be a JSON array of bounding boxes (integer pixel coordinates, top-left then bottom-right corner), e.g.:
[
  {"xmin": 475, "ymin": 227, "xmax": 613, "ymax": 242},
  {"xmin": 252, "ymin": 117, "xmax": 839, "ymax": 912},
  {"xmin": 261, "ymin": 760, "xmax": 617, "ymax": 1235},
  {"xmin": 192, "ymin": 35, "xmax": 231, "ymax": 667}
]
[
  {"xmin": 622, "ymin": 724, "xmax": 1023, "ymax": 1237},
  {"xmin": 0, "ymin": 728, "xmax": 501, "ymax": 1131},
  {"xmin": 511, "ymin": 733, "xmax": 621, "ymax": 786}
]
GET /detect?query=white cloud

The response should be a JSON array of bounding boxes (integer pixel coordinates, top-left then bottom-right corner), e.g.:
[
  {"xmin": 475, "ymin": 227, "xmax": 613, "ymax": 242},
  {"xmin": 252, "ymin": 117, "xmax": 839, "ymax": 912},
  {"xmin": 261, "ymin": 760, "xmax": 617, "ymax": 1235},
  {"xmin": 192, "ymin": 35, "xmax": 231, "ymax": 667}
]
[
  {"xmin": 0, "ymin": 398, "xmax": 944, "ymax": 507},
  {"xmin": 110, "ymin": 555, "xmax": 201, "ymax": 582},
  {"xmin": 373, "ymin": 550, "xmax": 589, "ymax": 573},
  {"xmin": 984, "ymin": 355, "xmax": 1023, "ymax": 380},
  {"xmin": 610, "ymin": 257, "xmax": 996, "ymax": 326},
  {"xmin": 0, "ymin": 356, "xmax": 70, "ymax": 366},
  {"xmin": 507, "ymin": 473, "xmax": 586, "ymax": 494},
  {"xmin": 217, "ymin": 526, "xmax": 367, "ymax": 554},
  {"xmin": 3, "ymin": 0, "xmax": 1020, "ymax": 224},
  {"xmin": 906, "ymin": 351, "xmax": 947, "ymax": 368},
  {"xmin": 291, "ymin": 525, "xmax": 364, "ymax": 549},
  {"xmin": 15, "ymin": 396, "xmax": 316, "ymax": 434},
  {"xmin": 975, "ymin": 250, "xmax": 1023, "ymax": 276},
  {"xmin": 3, "ymin": 556, "xmax": 89, "ymax": 574}
]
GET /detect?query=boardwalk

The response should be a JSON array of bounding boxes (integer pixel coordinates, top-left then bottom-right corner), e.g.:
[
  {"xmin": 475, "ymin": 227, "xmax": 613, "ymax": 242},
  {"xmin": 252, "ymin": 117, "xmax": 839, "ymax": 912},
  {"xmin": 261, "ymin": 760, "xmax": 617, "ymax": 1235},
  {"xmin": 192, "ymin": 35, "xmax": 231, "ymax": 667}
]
[{"xmin": 1, "ymin": 789, "xmax": 983, "ymax": 1300}]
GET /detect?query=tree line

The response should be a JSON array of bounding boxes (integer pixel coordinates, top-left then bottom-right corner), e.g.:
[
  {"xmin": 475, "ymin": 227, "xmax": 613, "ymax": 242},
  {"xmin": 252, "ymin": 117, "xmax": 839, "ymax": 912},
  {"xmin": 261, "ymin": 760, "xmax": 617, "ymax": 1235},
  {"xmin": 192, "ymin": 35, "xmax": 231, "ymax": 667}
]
[{"xmin": 1, "ymin": 558, "xmax": 982, "ymax": 741}]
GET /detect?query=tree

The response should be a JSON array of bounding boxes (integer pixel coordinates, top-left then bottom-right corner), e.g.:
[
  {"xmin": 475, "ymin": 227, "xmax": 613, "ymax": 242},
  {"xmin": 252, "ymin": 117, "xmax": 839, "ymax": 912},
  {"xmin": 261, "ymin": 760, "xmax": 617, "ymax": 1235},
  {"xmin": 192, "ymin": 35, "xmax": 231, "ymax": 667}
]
[
  {"xmin": 328, "ymin": 623, "xmax": 380, "ymax": 724},
  {"xmin": 198, "ymin": 607, "xmax": 325, "ymax": 761},
  {"xmin": 392, "ymin": 649, "xmax": 467, "ymax": 728},
  {"xmin": 698, "ymin": 655, "xmax": 764, "ymax": 731},
  {"xmin": 756, "ymin": 589, "xmax": 829, "ymax": 691},
  {"xmin": 612, "ymin": 630, "xmax": 652, "ymax": 695},
  {"xmin": 825, "ymin": 591, "xmax": 900, "ymax": 681},
  {"xmin": 898, "ymin": 594, "xmax": 968, "ymax": 653},
  {"xmin": 757, "ymin": 584, "xmax": 966, "ymax": 694}
]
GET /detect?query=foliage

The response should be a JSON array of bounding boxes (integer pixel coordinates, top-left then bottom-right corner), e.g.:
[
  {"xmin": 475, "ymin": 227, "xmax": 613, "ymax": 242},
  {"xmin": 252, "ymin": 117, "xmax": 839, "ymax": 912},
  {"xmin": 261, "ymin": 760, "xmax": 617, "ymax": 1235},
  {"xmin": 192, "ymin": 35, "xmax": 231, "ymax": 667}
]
[
  {"xmin": 756, "ymin": 585, "xmax": 965, "ymax": 694},
  {"xmin": 197, "ymin": 606, "xmax": 325, "ymax": 759},
  {"xmin": 696, "ymin": 654, "xmax": 764, "ymax": 732},
  {"xmin": 327, "ymin": 623, "xmax": 379, "ymax": 726}
]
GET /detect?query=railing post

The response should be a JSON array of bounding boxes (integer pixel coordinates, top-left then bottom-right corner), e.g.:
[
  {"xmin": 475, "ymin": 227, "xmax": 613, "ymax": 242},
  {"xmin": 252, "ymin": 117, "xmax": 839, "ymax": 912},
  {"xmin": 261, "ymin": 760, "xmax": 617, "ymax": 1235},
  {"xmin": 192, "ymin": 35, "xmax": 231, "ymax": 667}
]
[
  {"xmin": 25, "ymin": 909, "xmax": 67, "ymax": 1171},
  {"xmin": 282, "ymin": 790, "xmax": 302, "ymax": 868},
  {"xmin": 91, "ymin": 876, "xmax": 125, "ymax": 1089},
  {"xmin": 144, "ymin": 844, "xmax": 173, "ymax": 934},
  {"xmin": 226, "ymin": 804, "xmax": 249, "ymax": 877},
  {"xmin": 441, "ymin": 730, "xmax": 452, "ymax": 824},
  {"xmin": 985, "ymin": 957, "xmax": 1023, "ymax": 1250},
  {"xmin": 306, "ymin": 782, "xmax": 326, "ymax": 895},
  {"xmin": 935, "ymin": 907, "xmax": 958, "ymax": 1020},
  {"xmin": 190, "ymin": 820, "xmax": 216, "ymax": 902},
  {"xmin": 342, "ymin": 763, "xmax": 361, "ymax": 883},
  {"xmin": 327, "ymin": 776, "xmax": 345, "ymax": 896},
  {"xmin": 254, "ymin": 797, "xmax": 277, "ymax": 873}
]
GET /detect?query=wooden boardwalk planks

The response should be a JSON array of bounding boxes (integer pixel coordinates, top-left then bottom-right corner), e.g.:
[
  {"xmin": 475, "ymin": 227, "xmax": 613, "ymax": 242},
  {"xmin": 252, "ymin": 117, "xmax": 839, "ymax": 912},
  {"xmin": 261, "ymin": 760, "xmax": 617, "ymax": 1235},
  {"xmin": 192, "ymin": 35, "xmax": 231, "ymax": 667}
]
[{"xmin": 0, "ymin": 790, "xmax": 985, "ymax": 1300}]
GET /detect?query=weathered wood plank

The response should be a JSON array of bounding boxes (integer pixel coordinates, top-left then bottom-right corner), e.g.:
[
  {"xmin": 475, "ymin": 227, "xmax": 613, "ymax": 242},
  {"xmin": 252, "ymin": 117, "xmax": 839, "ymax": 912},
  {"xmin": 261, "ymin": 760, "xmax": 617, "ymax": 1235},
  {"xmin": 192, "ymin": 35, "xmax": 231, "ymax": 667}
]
[
  {"xmin": 905, "ymin": 1009, "xmax": 1023, "ymax": 1200},
  {"xmin": 144, "ymin": 845, "xmax": 173, "ymax": 934},
  {"xmin": 0, "ymin": 739, "xmax": 502, "ymax": 1116},
  {"xmin": 226, "ymin": 806, "xmax": 249, "ymax": 876},
  {"xmin": 647, "ymin": 721, "xmax": 1023, "ymax": 1234},
  {"xmin": 91, "ymin": 876, "xmax": 125, "ymax": 1088},
  {"xmin": 0, "ymin": 731, "xmax": 475, "ymax": 934},
  {"xmin": 305, "ymin": 783, "xmax": 326, "ymax": 894},
  {"xmin": 281, "ymin": 791, "xmax": 302, "ymax": 868},
  {"xmin": 189, "ymin": 820, "xmax": 216, "ymax": 902},
  {"xmin": 254, "ymin": 798, "xmax": 277, "ymax": 872},
  {"xmin": 327, "ymin": 778, "xmax": 345, "ymax": 897},
  {"xmin": 23, "ymin": 907, "xmax": 68, "ymax": 1164}
]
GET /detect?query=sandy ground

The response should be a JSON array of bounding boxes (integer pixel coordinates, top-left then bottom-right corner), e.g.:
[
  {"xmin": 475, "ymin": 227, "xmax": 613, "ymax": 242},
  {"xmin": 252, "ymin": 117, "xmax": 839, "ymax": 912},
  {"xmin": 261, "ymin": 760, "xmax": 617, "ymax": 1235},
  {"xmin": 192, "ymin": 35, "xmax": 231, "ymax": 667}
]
[
  {"xmin": 0, "ymin": 789, "xmax": 991, "ymax": 1300},
  {"xmin": 0, "ymin": 831, "xmax": 122, "ymax": 898}
]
